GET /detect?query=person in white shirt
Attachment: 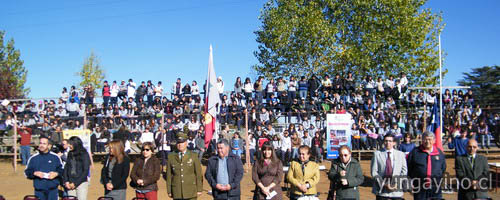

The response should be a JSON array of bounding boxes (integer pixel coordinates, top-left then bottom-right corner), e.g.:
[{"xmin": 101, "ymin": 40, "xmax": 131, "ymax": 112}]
[
  {"xmin": 127, "ymin": 79, "xmax": 136, "ymax": 98},
  {"xmin": 155, "ymin": 81, "xmax": 164, "ymax": 97},
  {"xmin": 139, "ymin": 128, "xmax": 155, "ymax": 144},
  {"xmin": 217, "ymin": 76, "xmax": 224, "ymax": 96},
  {"xmin": 110, "ymin": 81, "xmax": 119, "ymax": 106},
  {"xmin": 280, "ymin": 131, "xmax": 292, "ymax": 163}
]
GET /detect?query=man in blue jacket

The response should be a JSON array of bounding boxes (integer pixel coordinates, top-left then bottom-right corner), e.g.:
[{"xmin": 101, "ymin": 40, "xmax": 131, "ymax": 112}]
[
  {"xmin": 205, "ymin": 139, "xmax": 244, "ymax": 200},
  {"xmin": 407, "ymin": 131, "xmax": 446, "ymax": 200},
  {"xmin": 25, "ymin": 136, "xmax": 63, "ymax": 200}
]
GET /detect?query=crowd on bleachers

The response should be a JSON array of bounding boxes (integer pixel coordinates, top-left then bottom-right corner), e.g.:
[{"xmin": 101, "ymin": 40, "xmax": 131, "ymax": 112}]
[{"xmin": 0, "ymin": 74, "xmax": 498, "ymax": 164}]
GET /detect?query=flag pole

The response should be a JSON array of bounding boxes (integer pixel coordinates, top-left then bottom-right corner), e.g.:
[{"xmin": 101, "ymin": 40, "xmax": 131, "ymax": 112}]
[{"xmin": 438, "ymin": 33, "xmax": 443, "ymax": 143}]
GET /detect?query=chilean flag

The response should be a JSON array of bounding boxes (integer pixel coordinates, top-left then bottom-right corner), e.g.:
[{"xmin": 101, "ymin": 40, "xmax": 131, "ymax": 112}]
[
  {"xmin": 428, "ymin": 103, "xmax": 443, "ymax": 151},
  {"xmin": 204, "ymin": 45, "xmax": 221, "ymax": 148}
]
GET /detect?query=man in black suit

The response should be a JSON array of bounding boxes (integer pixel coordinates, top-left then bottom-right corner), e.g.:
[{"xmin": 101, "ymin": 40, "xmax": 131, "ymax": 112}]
[{"xmin": 455, "ymin": 139, "xmax": 490, "ymax": 200}]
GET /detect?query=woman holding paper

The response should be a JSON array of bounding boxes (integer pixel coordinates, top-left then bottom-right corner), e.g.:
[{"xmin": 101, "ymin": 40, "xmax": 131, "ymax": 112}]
[{"xmin": 252, "ymin": 141, "xmax": 283, "ymax": 200}]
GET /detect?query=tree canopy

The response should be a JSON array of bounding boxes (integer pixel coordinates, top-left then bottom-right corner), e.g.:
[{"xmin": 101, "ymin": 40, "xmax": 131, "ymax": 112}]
[
  {"xmin": 254, "ymin": 0, "xmax": 445, "ymax": 85},
  {"xmin": 0, "ymin": 31, "xmax": 29, "ymax": 99},
  {"xmin": 458, "ymin": 65, "xmax": 500, "ymax": 106},
  {"xmin": 77, "ymin": 51, "xmax": 105, "ymax": 89}
]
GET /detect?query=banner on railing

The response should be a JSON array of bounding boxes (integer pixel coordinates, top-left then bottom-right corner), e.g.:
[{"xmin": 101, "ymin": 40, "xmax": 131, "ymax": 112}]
[
  {"xmin": 63, "ymin": 129, "xmax": 92, "ymax": 153},
  {"xmin": 326, "ymin": 114, "xmax": 352, "ymax": 159}
]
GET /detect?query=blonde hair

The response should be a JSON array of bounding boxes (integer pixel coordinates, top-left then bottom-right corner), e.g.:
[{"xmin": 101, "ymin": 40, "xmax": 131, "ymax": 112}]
[{"xmin": 108, "ymin": 140, "xmax": 126, "ymax": 163}]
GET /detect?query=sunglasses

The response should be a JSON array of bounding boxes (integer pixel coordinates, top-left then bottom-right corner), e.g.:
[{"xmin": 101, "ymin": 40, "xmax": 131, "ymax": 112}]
[{"xmin": 142, "ymin": 149, "xmax": 151, "ymax": 152}]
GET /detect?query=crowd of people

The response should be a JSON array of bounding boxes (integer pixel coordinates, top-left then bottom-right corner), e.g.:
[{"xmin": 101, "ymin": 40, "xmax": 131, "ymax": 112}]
[{"xmin": 0, "ymin": 74, "xmax": 498, "ymax": 200}]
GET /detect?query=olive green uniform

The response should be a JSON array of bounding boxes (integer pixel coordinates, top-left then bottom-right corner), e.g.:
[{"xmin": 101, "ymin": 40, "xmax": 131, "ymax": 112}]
[{"xmin": 166, "ymin": 150, "xmax": 203, "ymax": 200}]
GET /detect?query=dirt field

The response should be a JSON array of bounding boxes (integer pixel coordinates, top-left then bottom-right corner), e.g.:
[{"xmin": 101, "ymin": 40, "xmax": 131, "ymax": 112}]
[{"xmin": 1, "ymin": 158, "xmax": 498, "ymax": 200}]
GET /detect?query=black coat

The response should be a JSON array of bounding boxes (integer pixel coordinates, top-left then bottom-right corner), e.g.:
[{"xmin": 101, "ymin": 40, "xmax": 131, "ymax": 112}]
[
  {"xmin": 63, "ymin": 150, "xmax": 91, "ymax": 187},
  {"xmin": 205, "ymin": 153, "xmax": 244, "ymax": 199},
  {"xmin": 100, "ymin": 156, "xmax": 130, "ymax": 191}
]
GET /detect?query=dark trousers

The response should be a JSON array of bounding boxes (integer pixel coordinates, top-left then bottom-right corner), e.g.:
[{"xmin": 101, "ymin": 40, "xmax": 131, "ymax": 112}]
[
  {"xmin": 413, "ymin": 186, "xmax": 442, "ymax": 200},
  {"xmin": 35, "ymin": 188, "xmax": 58, "ymax": 200},
  {"xmin": 376, "ymin": 196, "xmax": 403, "ymax": 200}
]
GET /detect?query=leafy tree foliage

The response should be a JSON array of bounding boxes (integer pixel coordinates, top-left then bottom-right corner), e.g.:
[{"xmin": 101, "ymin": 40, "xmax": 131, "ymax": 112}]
[
  {"xmin": 458, "ymin": 66, "xmax": 500, "ymax": 106},
  {"xmin": 254, "ymin": 0, "xmax": 445, "ymax": 85},
  {"xmin": 77, "ymin": 52, "xmax": 105, "ymax": 89},
  {"xmin": 0, "ymin": 31, "xmax": 29, "ymax": 99}
]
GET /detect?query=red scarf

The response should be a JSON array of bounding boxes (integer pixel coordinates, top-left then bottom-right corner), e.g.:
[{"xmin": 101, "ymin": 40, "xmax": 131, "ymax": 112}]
[{"xmin": 419, "ymin": 145, "xmax": 440, "ymax": 185}]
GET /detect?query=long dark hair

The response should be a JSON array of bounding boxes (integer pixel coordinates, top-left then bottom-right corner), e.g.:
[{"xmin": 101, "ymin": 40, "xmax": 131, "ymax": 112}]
[
  {"xmin": 68, "ymin": 136, "xmax": 88, "ymax": 161},
  {"xmin": 258, "ymin": 141, "xmax": 278, "ymax": 166}
]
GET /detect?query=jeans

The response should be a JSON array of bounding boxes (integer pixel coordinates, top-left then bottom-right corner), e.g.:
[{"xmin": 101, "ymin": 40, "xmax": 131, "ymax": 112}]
[
  {"xmin": 249, "ymin": 149, "xmax": 256, "ymax": 164},
  {"xmin": 35, "ymin": 188, "xmax": 58, "ymax": 200},
  {"xmin": 20, "ymin": 145, "xmax": 31, "ymax": 165},
  {"xmin": 67, "ymin": 181, "xmax": 89, "ymax": 200},
  {"xmin": 479, "ymin": 134, "xmax": 490, "ymax": 148},
  {"xmin": 110, "ymin": 96, "xmax": 118, "ymax": 106},
  {"xmin": 292, "ymin": 148, "xmax": 299, "ymax": 160},
  {"xmin": 299, "ymin": 90, "xmax": 307, "ymax": 99}
]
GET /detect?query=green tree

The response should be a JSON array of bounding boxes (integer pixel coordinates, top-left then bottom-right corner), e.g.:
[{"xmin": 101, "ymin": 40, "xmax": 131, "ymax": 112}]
[
  {"xmin": 254, "ymin": 0, "xmax": 445, "ymax": 85},
  {"xmin": 77, "ymin": 51, "xmax": 105, "ymax": 89},
  {"xmin": 0, "ymin": 31, "xmax": 29, "ymax": 99},
  {"xmin": 457, "ymin": 66, "xmax": 500, "ymax": 106}
]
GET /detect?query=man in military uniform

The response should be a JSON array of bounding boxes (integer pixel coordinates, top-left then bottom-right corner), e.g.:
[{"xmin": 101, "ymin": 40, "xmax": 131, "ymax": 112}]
[{"xmin": 166, "ymin": 133, "xmax": 203, "ymax": 200}]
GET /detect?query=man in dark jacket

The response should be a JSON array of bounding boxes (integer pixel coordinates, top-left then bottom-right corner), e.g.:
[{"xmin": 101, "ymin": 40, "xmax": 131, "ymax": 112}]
[
  {"xmin": 407, "ymin": 131, "xmax": 446, "ymax": 200},
  {"xmin": 25, "ymin": 136, "xmax": 63, "ymax": 200},
  {"xmin": 455, "ymin": 139, "xmax": 490, "ymax": 200},
  {"xmin": 205, "ymin": 139, "xmax": 244, "ymax": 200}
]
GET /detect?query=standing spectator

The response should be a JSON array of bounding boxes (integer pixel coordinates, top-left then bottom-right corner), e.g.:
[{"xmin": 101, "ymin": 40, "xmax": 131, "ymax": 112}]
[
  {"xmin": 191, "ymin": 80, "xmax": 200, "ymax": 102},
  {"xmin": 288, "ymin": 76, "xmax": 297, "ymax": 101},
  {"xmin": 254, "ymin": 76, "xmax": 264, "ymax": 103},
  {"xmin": 280, "ymin": 131, "xmax": 291, "ymax": 164},
  {"xmin": 205, "ymin": 139, "xmax": 244, "ymax": 200},
  {"xmin": 455, "ymin": 139, "xmax": 490, "ymax": 200},
  {"xmin": 136, "ymin": 81, "xmax": 147, "ymax": 104},
  {"xmin": 364, "ymin": 76, "xmax": 376, "ymax": 97},
  {"xmin": 243, "ymin": 77, "xmax": 254, "ymax": 101},
  {"xmin": 127, "ymin": 79, "xmax": 137, "ymax": 99},
  {"xmin": 234, "ymin": 77, "xmax": 243, "ymax": 95},
  {"xmin": 230, "ymin": 132, "xmax": 244, "ymax": 158},
  {"xmin": 110, "ymin": 81, "xmax": 119, "ymax": 106},
  {"xmin": 328, "ymin": 145, "xmax": 364, "ymax": 200},
  {"xmin": 398, "ymin": 134, "xmax": 416, "ymax": 155},
  {"xmin": 407, "ymin": 131, "xmax": 446, "ymax": 200},
  {"xmin": 155, "ymin": 81, "xmax": 164, "ymax": 98},
  {"xmin": 298, "ymin": 76, "xmax": 308, "ymax": 100},
  {"xmin": 146, "ymin": 80, "xmax": 155, "ymax": 107},
  {"xmin": 448, "ymin": 129, "xmax": 469, "ymax": 157},
  {"xmin": 308, "ymin": 75, "xmax": 320, "ymax": 98},
  {"xmin": 252, "ymin": 141, "xmax": 283, "ymax": 200},
  {"xmin": 61, "ymin": 87, "xmax": 69, "ymax": 101},
  {"xmin": 100, "ymin": 140, "xmax": 130, "ymax": 200},
  {"xmin": 287, "ymin": 145, "xmax": 320, "ymax": 200},
  {"xmin": 321, "ymin": 75, "xmax": 332, "ymax": 93},
  {"xmin": 63, "ymin": 136, "xmax": 91, "ymax": 200},
  {"xmin": 265, "ymin": 78, "xmax": 276, "ymax": 102},
  {"xmin": 130, "ymin": 142, "xmax": 161, "ymax": 200},
  {"xmin": 166, "ymin": 133, "xmax": 203, "ymax": 199},
  {"xmin": 173, "ymin": 78, "xmax": 182, "ymax": 97},
  {"xmin": 19, "ymin": 126, "xmax": 32, "ymax": 165},
  {"xmin": 312, "ymin": 132, "xmax": 323, "ymax": 162},
  {"xmin": 25, "ymin": 137, "xmax": 63, "ymax": 200},
  {"xmin": 371, "ymin": 134, "xmax": 407, "ymax": 199},
  {"xmin": 477, "ymin": 120, "xmax": 490, "ymax": 149},
  {"xmin": 102, "ymin": 81, "xmax": 111, "ymax": 108},
  {"xmin": 217, "ymin": 76, "xmax": 225, "ymax": 99}
]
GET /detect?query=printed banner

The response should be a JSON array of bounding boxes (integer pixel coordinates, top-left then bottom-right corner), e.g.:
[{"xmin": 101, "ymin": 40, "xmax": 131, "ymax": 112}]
[
  {"xmin": 326, "ymin": 114, "xmax": 352, "ymax": 159},
  {"xmin": 63, "ymin": 129, "xmax": 92, "ymax": 154}
]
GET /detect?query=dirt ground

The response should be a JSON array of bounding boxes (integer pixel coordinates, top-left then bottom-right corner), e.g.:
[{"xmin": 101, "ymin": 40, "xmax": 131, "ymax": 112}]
[{"xmin": 1, "ymin": 158, "xmax": 499, "ymax": 200}]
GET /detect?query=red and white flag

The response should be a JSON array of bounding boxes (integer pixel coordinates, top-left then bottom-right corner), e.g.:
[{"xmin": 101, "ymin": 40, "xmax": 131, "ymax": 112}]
[{"xmin": 204, "ymin": 45, "xmax": 220, "ymax": 148}]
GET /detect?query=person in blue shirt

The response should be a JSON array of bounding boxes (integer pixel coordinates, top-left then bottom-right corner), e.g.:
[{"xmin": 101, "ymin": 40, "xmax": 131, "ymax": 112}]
[
  {"xmin": 25, "ymin": 136, "xmax": 64, "ymax": 200},
  {"xmin": 448, "ymin": 128, "xmax": 469, "ymax": 157},
  {"xmin": 399, "ymin": 133, "xmax": 416, "ymax": 155}
]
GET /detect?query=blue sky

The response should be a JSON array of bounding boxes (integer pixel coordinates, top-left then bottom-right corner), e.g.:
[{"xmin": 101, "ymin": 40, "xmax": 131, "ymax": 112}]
[{"xmin": 1, "ymin": 0, "xmax": 499, "ymax": 99}]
